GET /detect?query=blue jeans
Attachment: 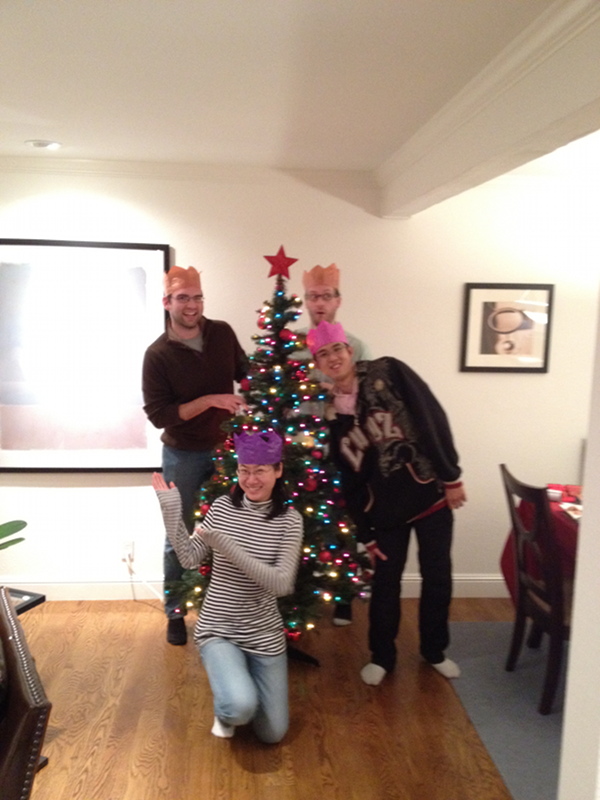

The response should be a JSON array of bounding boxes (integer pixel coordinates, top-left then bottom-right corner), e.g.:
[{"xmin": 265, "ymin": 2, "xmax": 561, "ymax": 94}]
[
  {"xmin": 200, "ymin": 638, "xmax": 289, "ymax": 743},
  {"xmin": 162, "ymin": 445, "xmax": 215, "ymax": 618}
]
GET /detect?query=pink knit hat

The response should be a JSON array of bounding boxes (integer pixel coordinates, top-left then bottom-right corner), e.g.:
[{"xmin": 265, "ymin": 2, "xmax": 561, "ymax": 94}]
[{"xmin": 306, "ymin": 320, "xmax": 348, "ymax": 355}]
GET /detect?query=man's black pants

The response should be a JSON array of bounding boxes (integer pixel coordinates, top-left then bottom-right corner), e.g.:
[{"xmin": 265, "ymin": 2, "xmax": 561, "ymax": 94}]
[{"xmin": 368, "ymin": 506, "xmax": 453, "ymax": 671}]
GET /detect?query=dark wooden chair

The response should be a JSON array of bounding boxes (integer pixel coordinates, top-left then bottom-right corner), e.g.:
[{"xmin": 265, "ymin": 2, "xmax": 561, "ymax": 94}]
[
  {"xmin": 499, "ymin": 464, "xmax": 572, "ymax": 715},
  {"xmin": 0, "ymin": 585, "xmax": 51, "ymax": 799}
]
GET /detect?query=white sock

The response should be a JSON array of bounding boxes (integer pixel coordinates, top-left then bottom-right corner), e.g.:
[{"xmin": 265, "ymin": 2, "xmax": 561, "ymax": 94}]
[
  {"xmin": 211, "ymin": 716, "xmax": 235, "ymax": 738},
  {"xmin": 360, "ymin": 663, "xmax": 387, "ymax": 686},
  {"xmin": 429, "ymin": 658, "xmax": 461, "ymax": 679},
  {"xmin": 332, "ymin": 617, "xmax": 352, "ymax": 627}
]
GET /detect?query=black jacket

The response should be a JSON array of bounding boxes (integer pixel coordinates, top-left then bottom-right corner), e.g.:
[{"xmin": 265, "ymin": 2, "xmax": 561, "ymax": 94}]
[{"xmin": 326, "ymin": 357, "xmax": 462, "ymax": 541}]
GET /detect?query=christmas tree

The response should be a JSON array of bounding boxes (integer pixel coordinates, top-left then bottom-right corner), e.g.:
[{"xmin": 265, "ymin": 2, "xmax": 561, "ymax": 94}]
[{"xmin": 174, "ymin": 247, "xmax": 370, "ymax": 642}]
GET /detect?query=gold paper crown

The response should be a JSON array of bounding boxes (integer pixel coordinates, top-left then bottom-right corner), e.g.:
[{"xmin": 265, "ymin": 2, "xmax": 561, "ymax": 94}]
[
  {"xmin": 302, "ymin": 263, "xmax": 339, "ymax": 291},
  {"xmin": 164, "ymin": 266, "xmax": 202, "ymax": 296}
]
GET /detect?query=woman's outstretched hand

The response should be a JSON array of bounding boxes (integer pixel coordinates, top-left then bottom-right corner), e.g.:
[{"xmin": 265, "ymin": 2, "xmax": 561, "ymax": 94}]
[{"xmin": 152, "ymin": 472, "xmax": 176, "ymax": 492}]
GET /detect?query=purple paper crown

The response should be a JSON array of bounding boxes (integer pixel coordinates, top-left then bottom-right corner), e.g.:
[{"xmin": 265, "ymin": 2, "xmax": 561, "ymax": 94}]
[
  {"xmin": 306, "ymin": 320, "xmax": 348, "ymax": 355},
  {"xmin": 234, "ymin": 430, "xmax": 283, "ymax": 464}
]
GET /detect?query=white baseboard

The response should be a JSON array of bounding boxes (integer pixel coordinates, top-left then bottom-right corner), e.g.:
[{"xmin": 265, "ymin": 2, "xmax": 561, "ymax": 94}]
[
  {"xmin": 401, "ymin": 573, "xmax": 510, "ymax": 598},
  {"xmin": 4, "ymin": 580, "xmax": 164, "ymax": 602},
  {"xmin": 5, "ymin": 573, "xmax": 510, "ymax": 602}
]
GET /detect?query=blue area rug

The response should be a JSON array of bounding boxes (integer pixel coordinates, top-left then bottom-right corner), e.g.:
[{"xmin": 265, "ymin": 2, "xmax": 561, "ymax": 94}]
[{"xmin": 449, "ymin": 621, "xmax": 565, "ymax": 800}]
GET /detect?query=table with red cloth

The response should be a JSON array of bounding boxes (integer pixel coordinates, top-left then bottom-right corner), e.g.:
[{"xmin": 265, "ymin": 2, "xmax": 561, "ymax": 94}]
[{"xmin": 500, "ymin": 490, "xmax": 580, "ymax": 603}]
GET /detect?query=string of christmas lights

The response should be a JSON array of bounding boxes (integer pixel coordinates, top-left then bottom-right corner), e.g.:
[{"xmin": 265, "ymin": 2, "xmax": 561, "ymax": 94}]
[{"xmin": 170, "ymin": 248, "xmax": 370, "ymax": 640}]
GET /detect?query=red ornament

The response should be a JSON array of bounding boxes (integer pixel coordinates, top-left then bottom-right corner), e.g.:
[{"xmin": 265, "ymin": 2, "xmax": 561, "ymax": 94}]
[
  {"xmin": 264, "ymin": 246, "xmax": 298, "ymax": 279},
  {"xmin": 317, "ymin": 550, "xmax": 331, "ymax": 563},
  {"xmin": 279, "ymin": 328, "xmax": 294, "ymax": 341},
  {"xmin": 200, "ymin": 504, "xmax": 211, "ymax": 515},
  {"xmin": 286, "ymin": 629, "xmax": 302, "ymax": 642},
  {"xmin": 257, "ymin": 316, "xmax": 267, "ymax": 329},
  {"xmin": 199, "ymin": 565, "xmax": 211, "ymax": 576},
  {"xmin": 305, "ymin": 477, "xmax": 318, "ymax": 492},
  {"xmin": 240, "ymin": 378, "xmax": 251, "ymax": 391},
  {"xmin": 311, "ymin": 450, "xmax": 323, "ymax": 460}
]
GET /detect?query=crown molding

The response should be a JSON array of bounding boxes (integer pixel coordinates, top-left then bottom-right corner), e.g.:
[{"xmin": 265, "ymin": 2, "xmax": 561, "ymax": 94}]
[
  {"xmin": 0, "ymin": 156, "xmax": 277, "ymax": 181},
  {"xmin": 377, "ymin": 0, "xmax": 600, "ymax": 218}
]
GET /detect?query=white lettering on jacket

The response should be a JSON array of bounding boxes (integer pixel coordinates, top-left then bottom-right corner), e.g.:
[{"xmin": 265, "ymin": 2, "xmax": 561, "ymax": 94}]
[
  {"xmin": 365, "ymin": 410, "xmax": 404, "ymax": 442},
  {"xmin": 340, "ymin": 410, "xmax": 405, "ymax": 472}
]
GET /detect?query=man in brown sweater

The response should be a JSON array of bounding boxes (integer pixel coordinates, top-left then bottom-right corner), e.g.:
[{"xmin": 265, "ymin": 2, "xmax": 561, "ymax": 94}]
[{"xmin": 143, "ymin": 266, "xmax": 247, "ymax": 644}]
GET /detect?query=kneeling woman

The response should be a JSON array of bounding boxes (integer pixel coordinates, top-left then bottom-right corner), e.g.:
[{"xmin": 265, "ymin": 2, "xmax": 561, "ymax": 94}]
[{"xmin": 152, "ymin": 430, "xmax": 303, "ymax": 743}]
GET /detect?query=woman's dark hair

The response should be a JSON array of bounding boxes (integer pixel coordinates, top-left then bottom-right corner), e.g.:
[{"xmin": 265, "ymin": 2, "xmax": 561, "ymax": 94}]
[{"xmin": 231, "ymin": 463, "xmax": 289, "ymax": 519}]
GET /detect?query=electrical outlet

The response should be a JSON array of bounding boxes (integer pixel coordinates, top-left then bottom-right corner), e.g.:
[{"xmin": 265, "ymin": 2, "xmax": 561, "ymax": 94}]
[{"xmin": 122, "ymin": 541, "xmax": 135, "ymax": 563}]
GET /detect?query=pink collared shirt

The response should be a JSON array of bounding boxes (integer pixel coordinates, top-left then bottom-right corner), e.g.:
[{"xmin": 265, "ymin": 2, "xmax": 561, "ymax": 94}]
[{"xmin": 332, "ymin": 380, "xmax": 358, "ymax": 415}]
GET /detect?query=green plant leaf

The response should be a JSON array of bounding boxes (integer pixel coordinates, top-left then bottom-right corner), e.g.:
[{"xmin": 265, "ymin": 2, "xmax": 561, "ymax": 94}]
[
  {"xmin": 0, "ymin": 537, "xmax": 26, "ymax": 551},
  {"xmin": 0, "ymin": 520, "xmax": 27, "ymax": 550},
  {"xmin": 0, "ymin": 520, "xmax": 27, "ymax": 540}
]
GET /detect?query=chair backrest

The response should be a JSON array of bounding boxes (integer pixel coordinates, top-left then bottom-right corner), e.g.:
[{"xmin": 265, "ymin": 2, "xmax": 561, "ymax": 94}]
[
  {"xmin": 499, "ymin": 464, "xmax": 566, "ymax": 624},
  {"xmin": 0, "ymin": 586, "xmax": 51, "ymax": 800}
]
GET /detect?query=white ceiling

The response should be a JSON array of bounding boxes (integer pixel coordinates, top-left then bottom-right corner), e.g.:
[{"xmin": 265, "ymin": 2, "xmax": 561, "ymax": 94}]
[{"xmin": 1, "ymin": 0, "xmax": 600, "ymax": 216}]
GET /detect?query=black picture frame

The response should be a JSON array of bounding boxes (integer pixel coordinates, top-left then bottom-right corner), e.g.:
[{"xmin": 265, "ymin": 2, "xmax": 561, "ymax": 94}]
[
  {"xmin": 0, "ymin": 238, "xmax": 170, "ymax": 471},
  {"xmin": 460, "ymin": 282, "xmax": 554, "ymax": 373},
  {"xmin": 7, "ymin": 587, "xmax": 46, "ymax": 615}
]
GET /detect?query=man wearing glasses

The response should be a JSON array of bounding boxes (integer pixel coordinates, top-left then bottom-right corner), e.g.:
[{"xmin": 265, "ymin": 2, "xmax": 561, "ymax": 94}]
[
  {"xmin": 298, "ymin": 264, "xmax": 369, "ymax": 381},
  {"xmin": 307, "ymin": 321, "xmax": 467, "ymax": 686},
  {"xmin": 143, "ymin": 266, "xmax": 247, "ymax": 645},
  {"xmin": 296, "ymin": 263, "xmax": 369, "ymax": 626}
]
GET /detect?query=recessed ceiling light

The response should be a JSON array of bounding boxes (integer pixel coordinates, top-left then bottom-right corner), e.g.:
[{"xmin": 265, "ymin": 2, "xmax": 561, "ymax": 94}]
[{"xmin": 24, "ymin": 139, "xmax": 62, "ymax": 150}]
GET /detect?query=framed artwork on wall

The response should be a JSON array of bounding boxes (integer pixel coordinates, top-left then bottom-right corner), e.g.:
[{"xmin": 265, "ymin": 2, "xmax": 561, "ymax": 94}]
[
  {"xmin": 460, "ymin": 283, "xmax": 554, "ymax": 373},
  {"xmin": 0, "ymin": 238, "xmax": 170, "ymax": 471}
]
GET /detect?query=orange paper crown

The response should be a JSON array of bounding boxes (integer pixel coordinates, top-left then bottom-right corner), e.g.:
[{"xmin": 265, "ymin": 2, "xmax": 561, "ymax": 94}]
[
  {"xmin": 164, "ymin": 266, "xmax": 201, "ymax": 296},
  {"xmin": 302, "ymin": 263, "xmax": 339, "ymax": 291}
]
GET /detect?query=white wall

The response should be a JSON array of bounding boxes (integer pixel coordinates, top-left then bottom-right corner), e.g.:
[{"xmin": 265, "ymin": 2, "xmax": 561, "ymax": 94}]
[
  {"xmin": 0, "ymin": 140, "xmax": 598, "ymax": 600},
  {"xmin": 559, "ymin": 289, "xmax": 600, "ymax": 799}
]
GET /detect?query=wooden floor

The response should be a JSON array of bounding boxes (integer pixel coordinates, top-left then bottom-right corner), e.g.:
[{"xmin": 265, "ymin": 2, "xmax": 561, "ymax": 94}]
[{"xmin": 21, "ymin": 596, "xmax": 515, "ymax": 800}]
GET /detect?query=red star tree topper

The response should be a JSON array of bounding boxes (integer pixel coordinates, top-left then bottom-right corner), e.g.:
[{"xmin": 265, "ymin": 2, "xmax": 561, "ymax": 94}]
[{"xmin": 264, "ymin": 245, "xmax": 298, "ymax": 279}]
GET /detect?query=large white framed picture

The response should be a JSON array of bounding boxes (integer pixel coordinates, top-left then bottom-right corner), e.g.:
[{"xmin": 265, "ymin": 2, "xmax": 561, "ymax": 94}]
[{"xmin": 0, "ymin": 238, "xmax": 169, "ymax": 471}]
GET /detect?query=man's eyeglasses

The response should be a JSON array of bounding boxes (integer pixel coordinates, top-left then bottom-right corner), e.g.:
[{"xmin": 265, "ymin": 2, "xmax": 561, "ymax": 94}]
[
  {"xmin": 306, "ymin": 291, "xmax": 337, "ymax": 302},
  {"xmin": 172, "ymin": 294, "xmax": 204, "ymax": 304},
  {"xmin": 316, "ymin": 343, "xmax": 348, "ymax": 359}
]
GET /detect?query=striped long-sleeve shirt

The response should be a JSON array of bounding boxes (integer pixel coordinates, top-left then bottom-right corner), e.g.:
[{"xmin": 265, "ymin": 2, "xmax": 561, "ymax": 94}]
[{"xmin": 155, "ymin": 489, "xmax": 303, "ymax": 656}]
